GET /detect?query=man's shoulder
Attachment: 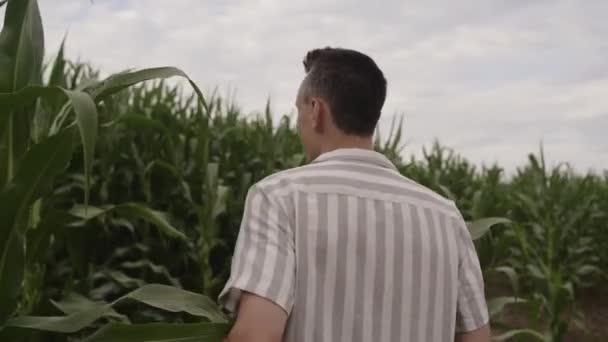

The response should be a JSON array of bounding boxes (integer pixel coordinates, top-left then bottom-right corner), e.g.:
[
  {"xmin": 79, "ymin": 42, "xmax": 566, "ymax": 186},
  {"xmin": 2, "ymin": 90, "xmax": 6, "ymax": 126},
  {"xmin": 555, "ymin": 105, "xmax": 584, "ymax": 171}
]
[
  {"xmin": 251, "ymin": 164, "xmax": 318, "ymax": 195},
  {"xmin": 390, "ymin": 175, "xmax": 461, "ymax": 215},
  {"xmin": 252, "ymin": 163, "xmax": 460, "ymax": 215}
]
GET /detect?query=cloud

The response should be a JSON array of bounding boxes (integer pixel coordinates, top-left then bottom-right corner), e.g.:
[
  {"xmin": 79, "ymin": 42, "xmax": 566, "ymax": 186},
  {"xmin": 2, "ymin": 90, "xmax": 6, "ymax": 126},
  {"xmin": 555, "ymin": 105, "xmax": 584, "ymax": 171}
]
[{"xmin": 1, "ymin": 0, "xmax": 607, "ymax": 172}]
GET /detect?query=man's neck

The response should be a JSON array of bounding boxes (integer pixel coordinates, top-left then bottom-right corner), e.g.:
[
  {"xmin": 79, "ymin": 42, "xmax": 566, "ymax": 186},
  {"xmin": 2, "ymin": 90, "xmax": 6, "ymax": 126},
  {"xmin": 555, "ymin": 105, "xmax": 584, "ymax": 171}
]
[{"xmin": 317, "ymin": 136, "xmax": 374, "ymax": 156}]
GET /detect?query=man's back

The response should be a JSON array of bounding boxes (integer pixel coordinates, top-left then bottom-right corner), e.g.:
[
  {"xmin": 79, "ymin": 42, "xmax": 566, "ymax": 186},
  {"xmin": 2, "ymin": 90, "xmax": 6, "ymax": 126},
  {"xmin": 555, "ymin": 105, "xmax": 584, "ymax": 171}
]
[{"xmin": 220, "ymin": 148, "xmax": 489, "ymax": 341}]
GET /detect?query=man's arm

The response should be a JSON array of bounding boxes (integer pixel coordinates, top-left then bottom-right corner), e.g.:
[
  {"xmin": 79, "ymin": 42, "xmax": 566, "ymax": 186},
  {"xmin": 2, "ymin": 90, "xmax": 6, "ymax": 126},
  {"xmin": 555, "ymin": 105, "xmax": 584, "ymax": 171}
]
[
  {"xmin": 453, "ymin": 215, "xmax": 491, "ymax": 339},
  {"xmin": 455, "ymin": 323, "xmax": 492, "ymax": 342},
  {"xmin": 218, "ymin": 185, "xmax": 295, "ymax": 341},
  {"xmin": 226, "ymin": 292, "xmax": 288, "ymax": 342}
]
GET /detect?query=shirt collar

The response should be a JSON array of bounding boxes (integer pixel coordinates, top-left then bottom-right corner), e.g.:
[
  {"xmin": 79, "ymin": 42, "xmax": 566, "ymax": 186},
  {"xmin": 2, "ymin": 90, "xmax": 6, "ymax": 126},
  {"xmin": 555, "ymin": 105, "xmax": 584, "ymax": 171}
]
[{"xmin": 311, "ymin": 148, "xmax": 398, "ymax": 171}]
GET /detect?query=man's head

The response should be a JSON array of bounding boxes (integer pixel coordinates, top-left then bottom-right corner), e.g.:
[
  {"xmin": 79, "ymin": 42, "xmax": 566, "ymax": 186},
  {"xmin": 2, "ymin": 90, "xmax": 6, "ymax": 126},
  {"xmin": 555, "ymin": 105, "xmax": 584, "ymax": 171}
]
[{"xmin": 295, "ymin": 47, "xmax": 387, "ymax": 161}]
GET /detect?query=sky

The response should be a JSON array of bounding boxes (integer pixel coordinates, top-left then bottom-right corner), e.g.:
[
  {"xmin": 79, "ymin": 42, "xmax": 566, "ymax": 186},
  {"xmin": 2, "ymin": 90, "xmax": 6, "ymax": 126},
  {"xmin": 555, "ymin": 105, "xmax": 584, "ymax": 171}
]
[{"xmin": 2, "ymin": 0, "xmax": 607, "ymax": 173}]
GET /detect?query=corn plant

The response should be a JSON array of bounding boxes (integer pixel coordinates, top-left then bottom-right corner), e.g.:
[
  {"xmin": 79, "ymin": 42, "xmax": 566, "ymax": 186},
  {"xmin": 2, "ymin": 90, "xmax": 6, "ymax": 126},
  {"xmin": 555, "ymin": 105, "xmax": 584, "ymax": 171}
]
[
  {"xmin": 0, "ymin": 0, "xmax": 230, "ymax": 340},
  {"xmin": 503, "ymin": 151, "xmax": 605, "ymax": 341}
]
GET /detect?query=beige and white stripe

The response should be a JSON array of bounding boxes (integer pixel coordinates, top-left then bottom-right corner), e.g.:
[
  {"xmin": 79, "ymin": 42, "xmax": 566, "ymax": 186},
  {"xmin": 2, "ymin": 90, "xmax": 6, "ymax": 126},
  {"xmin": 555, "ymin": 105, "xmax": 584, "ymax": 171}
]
[{"xmin": 219, "ymin": 148, "xmax": 489, "ymax": 341}]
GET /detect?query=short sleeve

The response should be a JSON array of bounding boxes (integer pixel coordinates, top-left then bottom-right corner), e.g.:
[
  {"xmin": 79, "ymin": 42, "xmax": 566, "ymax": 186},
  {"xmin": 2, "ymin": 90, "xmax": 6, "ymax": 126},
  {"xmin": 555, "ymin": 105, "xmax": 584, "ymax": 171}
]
[
  {"xmin": 218, "ymin": 185, "xmax": 296, "ymax": 315},
  {"xmin": 454, "ymin": 217, "xmax": 490, "ymax": 333}
]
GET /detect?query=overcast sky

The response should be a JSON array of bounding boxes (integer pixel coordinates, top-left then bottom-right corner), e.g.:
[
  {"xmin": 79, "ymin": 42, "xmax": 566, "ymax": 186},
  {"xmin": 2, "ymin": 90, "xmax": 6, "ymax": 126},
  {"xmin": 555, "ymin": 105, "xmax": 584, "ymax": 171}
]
[{"xmin": 2, "ymin": 0, "xmax": 607, "ymax": 172}]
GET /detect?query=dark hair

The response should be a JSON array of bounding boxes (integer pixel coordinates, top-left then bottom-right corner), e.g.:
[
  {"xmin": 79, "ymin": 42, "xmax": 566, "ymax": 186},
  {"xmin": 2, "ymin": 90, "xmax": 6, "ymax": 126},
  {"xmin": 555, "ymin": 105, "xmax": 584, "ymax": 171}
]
[{"xmin": 302, "ymin": 47, "xmax": 387, "ymax": 136}]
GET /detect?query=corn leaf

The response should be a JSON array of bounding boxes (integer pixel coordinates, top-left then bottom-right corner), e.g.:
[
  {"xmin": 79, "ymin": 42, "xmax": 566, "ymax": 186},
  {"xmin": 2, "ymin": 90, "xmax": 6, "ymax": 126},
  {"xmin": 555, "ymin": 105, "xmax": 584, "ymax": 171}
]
[
  {"xmin": 87, "ymin": 67, "xmax": 205, "ymax": 106},
  {"xmin": 48, "ymin": 36, "xmax": 67, "ymax": 88},
  {"xmin": 69, "ymin": 203, "xmax": 187, "ymax": 241},
  {"xmin": 105, "ymin": 270, "xmax": 145, "ymax": 289},
  {"xmin": 494, "ymin": 266, "xmax": 520, "ymax": 296},
  {"xmin": 0, "ymin": 0, "xmax": 44, "ymax": 183},
  {"xmin": 120, "ymin": 260, "xmax": 181, "ymax": 287},
  {"xmin": 51, "ymin": 292, "xmax": 128, "ymax": 323},
  {"xmin": 576, "ymin": 265, "xmax": 602, "ymax": 277},
  {"xmin": 0, "ymin": 0, "xmax": 44, "ymax": 92},
  {"xmin": 0, "ymin": 129, "xmax": 75, "ymax": 321},
  {"xmin": 487, "ymin": 296, "xmax": 526, "ymax": 318},
  {"xmin": 6, "ymin": 305, "xmax": 111, "ymax": 333},
  {"xmin": 0, "ymin": 233, "xmax": 24, "ymax": 322},
  {"xmin": 26, "ymin": 210, "xmax": 75, "ymax": 264},
  {"xmin": 0, "ymin": 85, "xmax": 98, "ymax": 207},
  {"xmin": 467, "ymin": 217, "xmax": 511, "ymax": 241},
  {"xmin": 36, "ymin": 37, "xmax": 68, "ymax": 140},
  {"xmin": 62, "ymin": 89, "xmax": 97, "ymax": 207},
  {"xmin": 493, "ymin": 329, "xmax": 547, "ymax": 341},
  {"xmin": 7, "ymin": 284, "xmax": 228, "ymax": 333},
  {"xmin": 120, "ymin": 113, "xmax": 169, "ymax": 133},
  {"xmin": 114, "ymin": 284, "xmax": 227, "ymax": 323},
  {"xmin": 83, "ymin": 322, "xmax": 231, "ymax": 342}
]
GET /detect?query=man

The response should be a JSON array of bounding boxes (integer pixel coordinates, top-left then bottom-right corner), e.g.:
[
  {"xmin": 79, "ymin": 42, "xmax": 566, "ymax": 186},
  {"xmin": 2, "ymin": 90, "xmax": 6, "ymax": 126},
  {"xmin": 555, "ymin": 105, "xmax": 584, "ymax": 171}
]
[{"xmin": 219, "ymin": 47, "xmax": 491, "ymax": 342}]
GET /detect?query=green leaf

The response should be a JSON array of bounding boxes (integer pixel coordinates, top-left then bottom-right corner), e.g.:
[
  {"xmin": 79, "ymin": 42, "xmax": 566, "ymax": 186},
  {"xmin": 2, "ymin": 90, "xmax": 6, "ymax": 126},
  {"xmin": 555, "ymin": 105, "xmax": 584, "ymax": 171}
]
[
  {"xmin": 120, "ymin": 260, "xmax": 180, "ymax": 287},
  {"xmin": 51, "ymin": 292, "xmax": 128, "ymax": 323},
  {"xmin": 62, "ymin": 89, "xmax": 97, "ymax": 208},
  {"xmin": 0, "ymin": 0, "xmax": 44, "ymax": 183},
  {"xmin": 69, "ymin": 204, "xmax": 109, "ymax": 220},
  {"xmin": 69, "ymin": 203, "xmax": 187, "ymax": 241},
  {"xmin": 0, "ymin": 0, "xmax": 44, "ymax": 92},
  {"xmin": 487, "ymin": 296, "xmax": 526, "ymax": 318},
  {"xmin": 144, "ymin": 160, "xmax": 180, "ymax": 179},
  {"xmin": 515, "ymin": 193, "xmax": 541, "ymax": 219},
  {"xmin": 206, "ymin": 163, "xmax": 219, "ymax": 188},
  {"xmin": 105, "ymin": 270, "xmax": 144, "ymax": 289},
  {"xmin": 87, "ymin": 67, "xmax": 205, "ymax": 106},
  {"xmin": 0, "ymin": 85, "xmax": 63, "ymax": 110},
  {"xmin": 493, "ymin": 328, "xmax": 547, "ymax": 341},
  {"xmin": 212, "ymin": 185, "xmax": 230, "ymax": 219},
  {"xmin": 83, "ymin": 322, "xmax": 231, "ymax": 342},
  {"xmin": 116, "ymin": 284, "xmax": 228, "ymax": 323},
  {"xmin": 48, "ymin": 36, "xmax": 67, "ymax": 88},
  {"xmin": 561, "ymin": 282, "xmax": 574, "ymax": 299},
  {"xmin": 527, "ymin": 264, "xmax": 545, "ymax": 280},
  {"xmin": 120, "ymin": 113, "xmax": 169, "ymax": 133},
  {"xmin": 0, "ymin": 233, "xmax": 24, "ymax": 321},
  {"xmin": 494, "ymin": 266, "xmax": 520, "ymax": 296},
  {"xmin": 466, "ymin": 217, "xmax": 510, "ymax": 241},
  {"xmin": 0, "ymin": 129, "xmax": 75, "ymax": 321},
  {"xmin": 35, "ymin": 37, "xmax": 68, "ymax": 140},
  {"xmin": 576, "ymin": 265, "xmax": 602, "ymax": 277},
  {"xmin": 6, "ymin": 284, "xmax": 228, "ymax": 333},
  {"xmin": 26, "ymin": 210, "xmax": 74, "ymax": 264},
  {"xmin": 6, "ymin": 305, "xmax": 111, "ymax": 333},
  {"xmin": 0, "ymin": 85, "xmax": 98, "ymax": 207},
  {"xmin": 116, "ymin": 203, "xmax": 186, "ymax": 239}
]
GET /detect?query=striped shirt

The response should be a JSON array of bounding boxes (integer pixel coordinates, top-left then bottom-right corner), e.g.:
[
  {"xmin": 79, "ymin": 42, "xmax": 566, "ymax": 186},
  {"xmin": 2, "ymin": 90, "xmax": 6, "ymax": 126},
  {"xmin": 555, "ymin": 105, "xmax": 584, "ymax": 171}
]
[{"xmin": 219, "ymin": 148, "xmax": 489, "ymax": 341}]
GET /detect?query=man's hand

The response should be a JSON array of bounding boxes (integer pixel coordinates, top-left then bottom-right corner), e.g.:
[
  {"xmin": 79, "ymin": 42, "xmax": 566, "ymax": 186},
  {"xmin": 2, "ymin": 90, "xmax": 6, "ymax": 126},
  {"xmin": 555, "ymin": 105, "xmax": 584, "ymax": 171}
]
[
  {"xmin": 225, "ymin": 292, "xmax": 288, "ymax": 342},
  {"xmin": 455, "ymin": 323, "xmax": 492, "ymax": 342}
]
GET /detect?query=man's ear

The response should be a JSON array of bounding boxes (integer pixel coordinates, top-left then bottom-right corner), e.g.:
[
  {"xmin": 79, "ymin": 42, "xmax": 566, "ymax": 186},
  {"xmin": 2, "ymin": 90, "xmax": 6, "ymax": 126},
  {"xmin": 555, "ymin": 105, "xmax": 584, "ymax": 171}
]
[{"xmin": 310, "ymin": 97, "xmax": 326, "ymax": 133}]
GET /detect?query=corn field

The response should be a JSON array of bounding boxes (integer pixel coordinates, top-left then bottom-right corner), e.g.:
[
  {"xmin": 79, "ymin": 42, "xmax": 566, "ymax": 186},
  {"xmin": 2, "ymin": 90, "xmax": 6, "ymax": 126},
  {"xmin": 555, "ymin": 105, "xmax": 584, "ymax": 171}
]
[{"xmin": 1, "ymin": 1, "xmax": 607, "ymax": 341}]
